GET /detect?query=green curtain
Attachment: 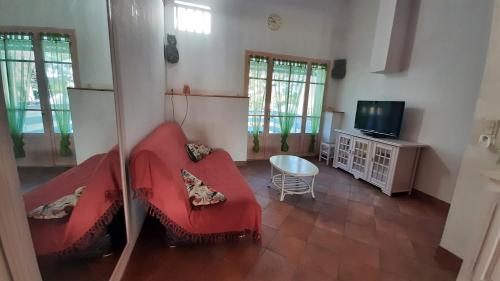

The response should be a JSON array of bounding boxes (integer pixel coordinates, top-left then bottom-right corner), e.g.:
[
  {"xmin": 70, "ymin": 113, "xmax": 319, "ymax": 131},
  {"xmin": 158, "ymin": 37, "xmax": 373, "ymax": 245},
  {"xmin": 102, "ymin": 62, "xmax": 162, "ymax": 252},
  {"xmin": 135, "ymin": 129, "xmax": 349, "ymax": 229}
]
[
  {"xmin": 272, "ymin": 60, "xmax": 307, "ymax": 152},
  {"xmin": 42, "ymin": 33, "xmax": 74, "ymax": 157},
  {"xmin": 248, "ymin": 56, "xmax": 267, "ymax": 153},
  {"xmin": 0, "ymin": 33, "xmax": 35, "ymax": 158},
  {"xmin": 308, "ymin": 64, "xmax": 327, "ymax": 152}
]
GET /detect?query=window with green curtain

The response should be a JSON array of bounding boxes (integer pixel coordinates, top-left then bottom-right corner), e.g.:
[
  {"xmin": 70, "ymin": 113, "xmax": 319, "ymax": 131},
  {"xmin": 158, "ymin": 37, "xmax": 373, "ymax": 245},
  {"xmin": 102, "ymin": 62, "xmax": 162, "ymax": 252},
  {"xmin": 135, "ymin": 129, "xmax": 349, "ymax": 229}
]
[
  {"xmin": 42, "ymin": 33, "xmax": 75, "ymax": 156},
  {"xmin": 247, "ymin": 56, "xmax": 268, "ymax": 152},
  {"xmin": 270, "ymin": 60, "xmax": 307, "ymax": 151},
  {"xmin": 0, "ymin": 33, "xmax": 39, "ymax": 158},
  {"xmin": 306, "ymin": 63, "xmax": 327, "ymax": 151}
]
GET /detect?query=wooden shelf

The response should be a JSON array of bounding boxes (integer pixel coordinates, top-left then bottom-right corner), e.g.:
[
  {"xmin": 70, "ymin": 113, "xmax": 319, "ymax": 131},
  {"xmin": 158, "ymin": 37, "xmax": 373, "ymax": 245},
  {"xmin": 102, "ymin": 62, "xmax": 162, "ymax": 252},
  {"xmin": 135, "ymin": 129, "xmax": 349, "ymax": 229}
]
[
  {"xmin": 324, "ymin": 109, "xmax": 345, "ymax": 114},
  {"xmin": 165, "ymin": 93, "xmax": 249, "ymax": 99},
  {"xmin": 68, "ymin": 87, "xmax": 113, "ymax": 92}
]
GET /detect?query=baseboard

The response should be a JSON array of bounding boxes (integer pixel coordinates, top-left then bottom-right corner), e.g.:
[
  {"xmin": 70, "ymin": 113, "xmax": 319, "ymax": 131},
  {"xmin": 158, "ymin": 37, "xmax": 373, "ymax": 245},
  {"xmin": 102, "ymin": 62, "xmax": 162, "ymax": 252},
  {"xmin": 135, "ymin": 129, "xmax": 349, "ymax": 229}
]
[
  {"xmin": 235, "ymin": 161, "xmax": 247, "ymax": 166},
  {"xmin": 412, "ymin": 189, "xmax": 450, "ymax": 213},
  {"xmin": 436, "ymin": 246, "xmax": 463, "ymax": 273}
]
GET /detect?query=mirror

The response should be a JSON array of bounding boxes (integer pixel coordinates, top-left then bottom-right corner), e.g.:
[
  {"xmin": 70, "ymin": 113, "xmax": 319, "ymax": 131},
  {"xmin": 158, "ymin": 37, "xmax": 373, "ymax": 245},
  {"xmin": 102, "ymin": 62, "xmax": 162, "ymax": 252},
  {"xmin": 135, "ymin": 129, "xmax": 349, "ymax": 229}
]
[{"xmin": 0, "ymin": 0, "xmax": 127, "ymax": 280}]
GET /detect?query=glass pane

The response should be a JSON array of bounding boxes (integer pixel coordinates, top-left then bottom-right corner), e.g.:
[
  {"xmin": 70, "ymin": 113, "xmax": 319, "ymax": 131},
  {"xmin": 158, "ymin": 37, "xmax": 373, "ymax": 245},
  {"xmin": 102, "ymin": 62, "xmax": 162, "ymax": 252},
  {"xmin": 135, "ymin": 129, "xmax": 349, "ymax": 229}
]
[
  {"xmin": 305, "ymin": 116, "xmax": 321, "ymax": 134},
  {"xmin": 42, "ymin": 34, "xmax": 75, "ymax": 134},
  {"xmin": 249, "ymin": 57, "xmax": 268, "ymax": 79},
  {"xmin": 269, "ymin": 116, "xmax": 281, "ymax": 134},
  {"xmin": 0, "ymin": 33, "xmax": 43, "ymax": 135},
  {"xmin": 248, "ymin": 78, "xmax": 266, "ymax": 115},
  {"xmin": 306, "ymin": 64, "xmax": 327, "ymax": 135},
  {"xmin": 269, "ymin": 60, "xmax": 307, "ymax": 134},
  {"xmin": 41, "ymin": 35, "xmax": 72, "ymax": 63},
  {"xmin": 269, "ymin": 116, "xmax": 301, "ymax": 134},
  {"xmin": 175, "ymin": 6, "xmax": 211, "ymax": 34},
  {"xmin": 51, "ymin": 111, "xmax": 73, "ymax": 134},
  {"xmin": 247, "ymin": 57, "xmax": 267, "ymax": 135},
  {"xmin": 310, "ymin": 64, "xmax": 328, "ymax": 84},
  {"xmin": 44, "ymin": 63, "xmax": 75, "ymax": 108},
  {"xmin": 248, "ymin": 115, "xmax": 264, "ymax": 133},
  {"xmin": 23, "ymin": 110, "xmax": 44, "ymax": 133},
  {"xmin": 272, "ymin": 61, "xmax": 290, "ymax": 80}
]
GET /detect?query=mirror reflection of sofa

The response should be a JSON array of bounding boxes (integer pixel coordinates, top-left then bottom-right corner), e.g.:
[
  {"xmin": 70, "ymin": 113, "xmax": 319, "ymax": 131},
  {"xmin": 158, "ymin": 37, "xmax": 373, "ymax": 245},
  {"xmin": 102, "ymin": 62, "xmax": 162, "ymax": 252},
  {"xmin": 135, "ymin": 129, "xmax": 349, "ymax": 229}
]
[{"xmin": 23, "ymin": 146, "xmax": 125, "ymax": 259}]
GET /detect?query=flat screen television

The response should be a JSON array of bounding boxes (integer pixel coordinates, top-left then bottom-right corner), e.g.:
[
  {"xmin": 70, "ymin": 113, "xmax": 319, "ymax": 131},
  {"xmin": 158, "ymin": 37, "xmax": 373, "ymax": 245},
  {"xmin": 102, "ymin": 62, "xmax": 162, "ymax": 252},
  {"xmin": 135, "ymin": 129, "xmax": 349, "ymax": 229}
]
[{"xmin": 354, "ymin": 101, "xmax": 405, "ymax": 138}]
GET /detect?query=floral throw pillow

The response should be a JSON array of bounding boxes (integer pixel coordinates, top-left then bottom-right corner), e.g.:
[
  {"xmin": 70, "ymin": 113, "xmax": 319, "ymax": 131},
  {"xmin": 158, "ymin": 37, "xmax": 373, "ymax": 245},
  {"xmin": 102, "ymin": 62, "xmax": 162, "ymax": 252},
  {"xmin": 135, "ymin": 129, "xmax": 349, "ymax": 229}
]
[
  {"xmin": 185, "ymin": 143, "xmax": 213, "ymax": 162},
  {"xmin": 181, "ymin": 169, "xmax": 226, "ymax": 208},
  {"xmin": 28, "ymin": 186, "xmax": 86, "ymax": 219}
]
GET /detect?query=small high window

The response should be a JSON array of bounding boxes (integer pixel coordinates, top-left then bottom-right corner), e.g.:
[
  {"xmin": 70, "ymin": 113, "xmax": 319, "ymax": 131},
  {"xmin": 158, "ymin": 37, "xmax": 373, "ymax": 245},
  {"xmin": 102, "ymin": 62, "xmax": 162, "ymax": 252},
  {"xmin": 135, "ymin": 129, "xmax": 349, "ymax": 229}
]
[{"xmin": 174, "ymin": 1, "xmax": 211, "ymax": 35}]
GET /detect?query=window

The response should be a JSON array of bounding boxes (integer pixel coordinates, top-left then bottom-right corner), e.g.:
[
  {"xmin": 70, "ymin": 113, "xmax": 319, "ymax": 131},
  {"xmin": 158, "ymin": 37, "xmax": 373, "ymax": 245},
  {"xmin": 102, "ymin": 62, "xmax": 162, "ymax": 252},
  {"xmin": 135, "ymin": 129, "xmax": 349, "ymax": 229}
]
[
  {"xmin": 247, "ymin": 56, "xmax": 267, "ymax": 134},
  {"xmin": 0, "ymin": 34, "xmax": 42, "ymax": 134},
  {"xmin": 270, "ymin": 60, "xmax": 307, "ymax": 134},
  {"xmin": 42, "ymin": 34, "xmax": 75, "ymax": 134},
  {"xmin": 245, "ymin": 53, "xmax": 329, "ymax": 136},
  {"xmin": 174, "ymin": 1, "xmax": 211, "ymax": 35},
  {"xmin": 305, "ymin": 63, "xmax": 328, "ymax": 134},
  {"xmin": 0, "ymin": 30, "xmax": 77, "ymax": 136}
]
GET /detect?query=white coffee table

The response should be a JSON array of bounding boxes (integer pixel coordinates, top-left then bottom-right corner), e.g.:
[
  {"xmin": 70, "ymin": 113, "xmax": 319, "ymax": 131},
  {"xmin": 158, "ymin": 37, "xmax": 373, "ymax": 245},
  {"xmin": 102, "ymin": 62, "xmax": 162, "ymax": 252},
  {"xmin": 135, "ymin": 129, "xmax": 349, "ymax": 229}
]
[{"xmin": 269, "ymin": 155, "xmax": 319, "ymax": 201}]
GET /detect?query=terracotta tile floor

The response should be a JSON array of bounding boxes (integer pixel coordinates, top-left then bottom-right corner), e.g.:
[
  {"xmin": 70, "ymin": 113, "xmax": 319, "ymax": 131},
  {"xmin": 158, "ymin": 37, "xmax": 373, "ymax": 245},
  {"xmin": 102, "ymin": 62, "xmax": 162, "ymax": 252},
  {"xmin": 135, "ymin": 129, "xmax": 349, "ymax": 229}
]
[{"xmin": 123, "ymin": 159, "xmax": 458, "ymax": 281}]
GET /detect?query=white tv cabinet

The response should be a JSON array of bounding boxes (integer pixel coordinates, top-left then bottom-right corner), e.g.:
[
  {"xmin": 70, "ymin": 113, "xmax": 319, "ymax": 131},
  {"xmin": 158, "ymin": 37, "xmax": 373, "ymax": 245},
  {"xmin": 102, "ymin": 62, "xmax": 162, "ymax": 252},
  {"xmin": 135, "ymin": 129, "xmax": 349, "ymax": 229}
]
[{"xmin": 333, "ymin": 129, "xmax": 426, "ymax": 196}]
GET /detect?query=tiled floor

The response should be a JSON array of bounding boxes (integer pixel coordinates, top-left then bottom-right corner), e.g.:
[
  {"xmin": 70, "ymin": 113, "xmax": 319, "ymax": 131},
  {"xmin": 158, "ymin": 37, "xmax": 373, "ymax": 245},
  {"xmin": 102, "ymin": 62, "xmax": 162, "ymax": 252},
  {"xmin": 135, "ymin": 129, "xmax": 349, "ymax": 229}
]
[
  {"xmin": 18, "ymin": 166, "xmax": 70, "ymax": 193},
  {"xmin": 123, "ymin": 159, "xmax": 459, "ymax": 281},
  {"xmin": 37, "ymin": 253, "xmax": 121, "ymax": 281}
]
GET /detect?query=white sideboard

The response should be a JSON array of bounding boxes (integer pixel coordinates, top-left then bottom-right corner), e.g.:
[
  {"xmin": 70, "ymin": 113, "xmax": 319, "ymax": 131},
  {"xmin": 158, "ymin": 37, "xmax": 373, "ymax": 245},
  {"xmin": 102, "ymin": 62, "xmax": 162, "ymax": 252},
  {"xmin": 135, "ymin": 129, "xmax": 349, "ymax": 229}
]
[{"xmin": 333, "ymin": 129, "xmax": 426, "ymax": 196}]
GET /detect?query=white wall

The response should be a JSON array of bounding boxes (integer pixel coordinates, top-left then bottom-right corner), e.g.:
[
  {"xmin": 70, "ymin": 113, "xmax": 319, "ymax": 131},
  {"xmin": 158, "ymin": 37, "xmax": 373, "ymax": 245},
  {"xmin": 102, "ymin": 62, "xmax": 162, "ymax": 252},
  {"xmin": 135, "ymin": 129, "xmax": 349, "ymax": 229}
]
[
  {"xmin": 441, "ymin": 0, "xmax": 500, "ymax": 259},
  {"xmin": 0, "ymin": 242, "xmax": 12, "ymax": 281},
  {"xmin": 0, "ymin": 0, "xmax": 113, "ymax": 88},
  {"xmin": 110, "ymin": 0, "xmax": 166, "ymax": 243},
  {"xmin": 68, "ymin": 89, "xmax": 117, "ymax": 164},
  {"xmin": 334, "ymin": 0, "xmax": 493, "ymax": 203},
  {"xmin": 165, "ymin": 95, "xmax": 249, "ymax": 161},
  {"xmin": 164, "ymin": 0, "xmax": 348, "ymax": 108}
]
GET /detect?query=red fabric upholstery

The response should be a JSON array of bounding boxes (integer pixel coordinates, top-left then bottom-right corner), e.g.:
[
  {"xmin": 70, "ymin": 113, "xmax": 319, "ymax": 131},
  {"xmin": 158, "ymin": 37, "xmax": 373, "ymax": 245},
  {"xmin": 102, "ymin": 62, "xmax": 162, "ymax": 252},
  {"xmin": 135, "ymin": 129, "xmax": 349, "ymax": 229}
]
[
  {"xmin": 130, "ymin": 122, "xmax": 261, "ymax": 241},
  {"xmin": 23, "ymin": 147, "xmax": 123, "ymax": 256}
]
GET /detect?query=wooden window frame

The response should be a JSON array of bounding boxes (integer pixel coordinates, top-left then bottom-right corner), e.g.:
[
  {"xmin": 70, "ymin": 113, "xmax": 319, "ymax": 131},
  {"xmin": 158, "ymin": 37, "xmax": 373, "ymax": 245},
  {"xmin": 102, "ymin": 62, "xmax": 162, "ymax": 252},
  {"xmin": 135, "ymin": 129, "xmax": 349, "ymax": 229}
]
[
  {"xmin": 244, "ymin": 50, "xmax": 331, "ymax": 136},
  {"xmin": 0, "ymin": 26, "xmax": 81, "ymax": 136}
]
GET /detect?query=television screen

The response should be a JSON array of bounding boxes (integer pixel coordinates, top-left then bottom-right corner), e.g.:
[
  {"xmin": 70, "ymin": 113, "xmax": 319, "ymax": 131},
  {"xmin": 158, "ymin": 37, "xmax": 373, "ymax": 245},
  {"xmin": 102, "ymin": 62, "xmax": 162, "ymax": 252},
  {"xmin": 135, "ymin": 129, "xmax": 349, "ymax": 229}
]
[{"xmin": 354, "ymin": 101, "xmax": 405, "ymax": 138}]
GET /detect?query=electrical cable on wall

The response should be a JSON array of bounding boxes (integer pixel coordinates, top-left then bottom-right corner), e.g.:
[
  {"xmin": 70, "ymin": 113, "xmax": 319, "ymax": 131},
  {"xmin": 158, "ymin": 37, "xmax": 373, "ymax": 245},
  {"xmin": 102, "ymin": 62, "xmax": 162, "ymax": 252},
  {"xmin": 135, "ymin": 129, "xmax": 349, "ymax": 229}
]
[
  {"xmin": 181, "ymin": 93, "xmax": 188, "ymax": 127},
  {"xmin": 170, "ymin": 89, "xmax": 175, "ymax": 122},
  {"xmin": 170, "ymin": 89, "xmax": 189, "ymax": 128}
]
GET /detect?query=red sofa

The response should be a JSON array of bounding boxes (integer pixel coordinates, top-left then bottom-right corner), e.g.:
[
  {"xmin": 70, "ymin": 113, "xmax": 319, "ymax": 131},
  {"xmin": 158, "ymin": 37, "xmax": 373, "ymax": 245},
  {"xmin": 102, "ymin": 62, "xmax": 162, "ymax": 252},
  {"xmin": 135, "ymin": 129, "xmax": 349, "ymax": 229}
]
[
  {"xmin": 23, "ymin": 147, "xmax": 123, "ymax": 258},
  {"xmin": 130, "ymin": 122, "xmax": 261, "ymax": 244}
]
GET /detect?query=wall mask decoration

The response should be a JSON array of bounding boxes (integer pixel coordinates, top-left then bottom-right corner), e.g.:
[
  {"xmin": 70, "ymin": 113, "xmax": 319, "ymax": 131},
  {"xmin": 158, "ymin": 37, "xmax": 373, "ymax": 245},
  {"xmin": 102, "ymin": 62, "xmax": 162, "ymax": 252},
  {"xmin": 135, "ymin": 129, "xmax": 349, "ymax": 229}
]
[
  {"xmin": 332, "ymin": 59, "xmax": 347, "ymax": 79},
  {"xmin": 165, "ymin": 34, "xmax": 179, "ymax": 63}
]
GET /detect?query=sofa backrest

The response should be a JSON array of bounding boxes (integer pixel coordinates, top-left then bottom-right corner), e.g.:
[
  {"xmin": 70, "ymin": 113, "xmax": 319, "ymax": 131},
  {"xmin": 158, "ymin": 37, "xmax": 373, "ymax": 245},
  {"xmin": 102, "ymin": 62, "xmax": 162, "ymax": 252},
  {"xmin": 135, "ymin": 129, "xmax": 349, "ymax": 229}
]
[
  {"xmin": 129, "ymin": 122, "xmax": 193, "ymax": 214},
  {"xmin": 132, "ymin": 122, "xmax": 189, "ymax": 169}
]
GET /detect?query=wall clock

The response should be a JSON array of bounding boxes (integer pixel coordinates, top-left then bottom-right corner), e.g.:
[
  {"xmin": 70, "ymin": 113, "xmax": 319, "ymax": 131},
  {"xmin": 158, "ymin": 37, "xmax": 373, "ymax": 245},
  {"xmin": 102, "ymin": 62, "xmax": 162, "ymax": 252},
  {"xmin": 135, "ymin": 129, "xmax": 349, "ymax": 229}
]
[{"xmin": 267, "ymin": 14, "xmax": 282, "ymax": 31}]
